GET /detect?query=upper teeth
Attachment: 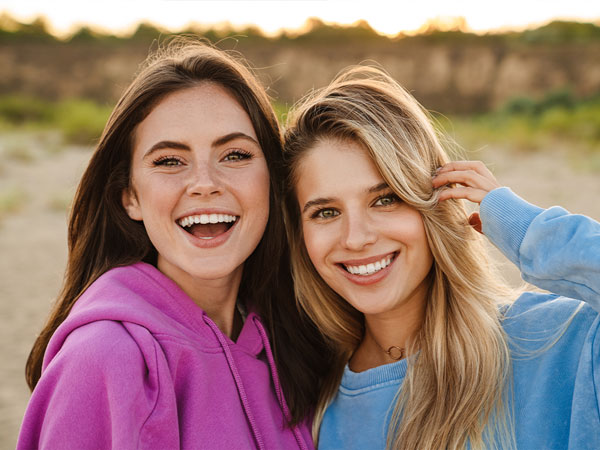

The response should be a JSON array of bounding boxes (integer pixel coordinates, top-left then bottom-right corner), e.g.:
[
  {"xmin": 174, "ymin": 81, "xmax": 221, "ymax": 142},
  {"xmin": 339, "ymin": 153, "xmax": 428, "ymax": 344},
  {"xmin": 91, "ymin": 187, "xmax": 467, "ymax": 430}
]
[
  {"xmin": 178, "ymin": 214, "xmax": 237, "ymax": 228},
  {"xmin": 344, "ymin": 255, "xmax": 394, "ymax": 276}
]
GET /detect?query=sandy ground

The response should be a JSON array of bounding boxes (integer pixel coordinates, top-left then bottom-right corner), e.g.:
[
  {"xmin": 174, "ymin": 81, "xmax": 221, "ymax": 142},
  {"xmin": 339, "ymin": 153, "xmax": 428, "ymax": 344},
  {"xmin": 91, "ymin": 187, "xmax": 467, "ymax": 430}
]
[{"xmin": 0, "ymin": 133, "xmax": 599, "ymax": 448}]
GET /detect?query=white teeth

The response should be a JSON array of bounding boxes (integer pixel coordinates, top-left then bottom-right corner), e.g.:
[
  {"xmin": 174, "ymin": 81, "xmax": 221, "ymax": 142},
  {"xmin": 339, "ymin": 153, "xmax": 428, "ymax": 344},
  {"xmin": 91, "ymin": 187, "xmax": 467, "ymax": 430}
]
[
  {"xmin": 178, "ymin": 214, "xmax": 237, "ymax": 228},
  {"xmin": 344, "ymin": 255, "xmax": 394, "ymax": 276}
]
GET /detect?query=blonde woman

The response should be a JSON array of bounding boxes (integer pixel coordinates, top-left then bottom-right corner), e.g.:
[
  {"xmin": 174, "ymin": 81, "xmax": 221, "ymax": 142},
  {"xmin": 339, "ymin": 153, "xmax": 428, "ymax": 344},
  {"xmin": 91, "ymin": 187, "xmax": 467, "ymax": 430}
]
[{"xmin": 282, "ymin": 66, "xmax": 600, "ymax": 449}]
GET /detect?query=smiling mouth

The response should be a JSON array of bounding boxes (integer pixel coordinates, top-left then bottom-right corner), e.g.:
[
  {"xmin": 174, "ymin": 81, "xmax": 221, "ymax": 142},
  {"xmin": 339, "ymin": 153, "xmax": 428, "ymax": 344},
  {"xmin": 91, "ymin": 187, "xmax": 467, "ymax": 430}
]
[
  {"xmin": 177, "ymin": 214, "xmax": 238, "ymax": 240},
  {"xmin": 340, "ymin": 253, "xmax": 396, "ymax": 276}
]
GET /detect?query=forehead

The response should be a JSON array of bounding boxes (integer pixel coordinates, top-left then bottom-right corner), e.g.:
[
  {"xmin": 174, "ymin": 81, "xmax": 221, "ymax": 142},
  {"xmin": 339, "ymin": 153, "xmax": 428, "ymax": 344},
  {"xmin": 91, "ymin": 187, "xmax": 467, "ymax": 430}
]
[
  {"xmin": 295, "ymin": 138, "xmax": 383, "ymax": 199},
  {"xmin": 133, "ymin": 83, "xmax": 257, "ymax": 148}
]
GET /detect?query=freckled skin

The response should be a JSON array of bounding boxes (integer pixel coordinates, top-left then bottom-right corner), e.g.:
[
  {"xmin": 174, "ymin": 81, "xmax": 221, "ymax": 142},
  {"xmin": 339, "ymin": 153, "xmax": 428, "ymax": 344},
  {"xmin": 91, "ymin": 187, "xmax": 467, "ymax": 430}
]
[{"xmin": 123, "ymin": 84, "xmax": 270, "ymax": 304}]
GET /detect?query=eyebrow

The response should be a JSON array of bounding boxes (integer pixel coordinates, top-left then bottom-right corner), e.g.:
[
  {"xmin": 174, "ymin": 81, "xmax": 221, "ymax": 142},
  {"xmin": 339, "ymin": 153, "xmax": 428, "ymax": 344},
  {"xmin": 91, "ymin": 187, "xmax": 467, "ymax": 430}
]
[
  {"xmin": 213, "ymin": 132, "xmax": 259, "ymax": 148},
  {"xmin": 302, "ymin": 197, "xmax": 336, "ymax": 214},
  {"xmin": 143, "ymin": 132, "xmax": 259, "ymax": 158},
  {"xmin": 368, "ymin": 182, "xmax": 391, "ymax": 194},
  {"xmin": 301, "ymin": 182, "xmax": 391, "ymax": 214}
]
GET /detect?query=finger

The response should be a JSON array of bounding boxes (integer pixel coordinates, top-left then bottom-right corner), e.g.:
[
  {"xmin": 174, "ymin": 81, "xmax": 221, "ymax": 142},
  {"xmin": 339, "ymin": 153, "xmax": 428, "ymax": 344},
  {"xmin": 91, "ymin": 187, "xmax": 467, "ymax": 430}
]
[
  {"xmin": 436, "ymin": 161, "xmax": 493, "ymax": 178},
  {"xmin": 432, "ymin": 169, "xmax": 499, "ymax": 191},
  {"xmin": 468, "ymin": 212, "xmax": 483, "ymax": 234},
  {"xmin": 437, "ymin": 186, "xmax": 487, "ymax": 204}
]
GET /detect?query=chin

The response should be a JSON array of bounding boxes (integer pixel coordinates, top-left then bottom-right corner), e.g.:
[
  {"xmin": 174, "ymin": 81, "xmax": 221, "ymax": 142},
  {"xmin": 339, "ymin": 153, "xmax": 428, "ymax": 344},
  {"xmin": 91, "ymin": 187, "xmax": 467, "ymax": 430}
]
[
  {"xmin": 343, "ymin": 297, "xmax": 386, "ymax": 316},
  {"xmin": 189, "ymin": 265, "xmax": 241, "ymax": 281}
]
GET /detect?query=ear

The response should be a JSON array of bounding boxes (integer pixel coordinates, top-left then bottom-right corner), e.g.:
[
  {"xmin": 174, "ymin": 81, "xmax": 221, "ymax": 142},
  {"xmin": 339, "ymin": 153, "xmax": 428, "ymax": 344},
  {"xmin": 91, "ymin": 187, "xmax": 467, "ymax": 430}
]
[
  {"xmin": 122, "ymin": 187, "xmax": 143, "ymax": 221},
  {"xmin": 468, "ymin": 212, "xmax": 483, "ymax": 234}
]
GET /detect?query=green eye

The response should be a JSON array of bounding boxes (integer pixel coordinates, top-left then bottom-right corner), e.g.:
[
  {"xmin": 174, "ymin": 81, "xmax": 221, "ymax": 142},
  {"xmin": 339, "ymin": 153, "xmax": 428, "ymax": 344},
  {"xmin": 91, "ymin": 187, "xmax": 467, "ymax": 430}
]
[
  {"xmin": 375, "ymin": 195, "xmax": 397, "ymax": 206},
  {"xmin": 316, "ymin": 209, "xmax": 339, "ymax": 219}
]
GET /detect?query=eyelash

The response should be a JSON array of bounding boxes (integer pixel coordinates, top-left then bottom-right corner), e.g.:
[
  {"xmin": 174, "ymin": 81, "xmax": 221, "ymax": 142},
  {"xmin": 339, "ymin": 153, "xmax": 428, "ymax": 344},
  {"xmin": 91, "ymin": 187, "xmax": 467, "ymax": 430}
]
[
  {"xmin": 153, "ymin": 156, "xmax": 183, "ymax": 166},
  {"xmin": 309, "ymin": 193, "xmax": 400, "ymax": 220},
  {"xmin": 152, "ymin": 149, "xmax": 253, "ymax": 166},
  {"xmin": 373, "ymin": 193, "xmax": 400, "ymax": 206},
  {"xmin": 311, "ymin": 208, "xmax": 339, "ymax": 220},
  {"xmin": 223, "ymin": 149, "xmax": 253, "ymax": 161}
]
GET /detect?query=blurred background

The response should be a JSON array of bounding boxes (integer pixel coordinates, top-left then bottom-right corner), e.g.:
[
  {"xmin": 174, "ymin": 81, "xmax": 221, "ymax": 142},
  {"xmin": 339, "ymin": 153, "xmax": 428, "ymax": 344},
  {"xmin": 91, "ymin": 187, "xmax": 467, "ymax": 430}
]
[{"xmin": 1, "ymin": 1, "xmax": 599, "ymax": 447}]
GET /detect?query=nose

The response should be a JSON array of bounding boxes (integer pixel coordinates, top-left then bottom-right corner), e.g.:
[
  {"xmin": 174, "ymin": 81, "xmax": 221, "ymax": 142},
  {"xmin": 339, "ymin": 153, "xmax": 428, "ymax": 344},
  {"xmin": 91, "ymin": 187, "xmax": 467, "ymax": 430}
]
[
  {"xmin": 340, "ymin": 210, "xmax": 377, "ymax": 251},
  {"xmin": 186, "ymin": 161, "xmax": 222, "ymax": 197}
]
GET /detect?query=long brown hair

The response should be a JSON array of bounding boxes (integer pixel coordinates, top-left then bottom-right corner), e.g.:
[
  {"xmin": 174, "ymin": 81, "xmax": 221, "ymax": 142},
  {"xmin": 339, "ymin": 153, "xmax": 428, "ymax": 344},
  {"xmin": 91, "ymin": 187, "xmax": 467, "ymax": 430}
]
[
  {"xmin": 26, "ymin": 39, "xmax": 331, "ymax": 424},
  {"xmin": 283, "ymin": 66, "xmax": 516, "ymax": 447}
]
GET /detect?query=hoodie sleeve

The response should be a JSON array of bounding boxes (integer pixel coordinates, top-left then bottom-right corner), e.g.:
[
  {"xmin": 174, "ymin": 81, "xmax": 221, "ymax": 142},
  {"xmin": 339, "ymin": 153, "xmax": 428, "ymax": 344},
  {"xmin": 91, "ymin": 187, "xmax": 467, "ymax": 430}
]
[
  {"xmin": 17, "ymin": 320, "xmax": 174, "ymax": 450},
  {"xmin": 480, "ymin": 187, "xmax": 600, "ymax": 312}
]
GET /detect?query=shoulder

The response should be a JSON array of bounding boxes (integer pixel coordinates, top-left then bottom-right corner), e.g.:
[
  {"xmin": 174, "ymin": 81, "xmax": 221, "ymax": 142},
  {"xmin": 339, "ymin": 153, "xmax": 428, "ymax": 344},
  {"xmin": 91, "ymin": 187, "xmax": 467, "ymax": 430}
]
[
  {"xmin": 47, "ymin": 320, "xmax": 149, "ymax": 381},
  {"xmin": 77, "ymin": 262, "xmax": 170, "ymax": 305},
  {"xmin": 21, "ymin": 321, "xmax": 166, "ymax": 450},
  {"xmin": 35, "ymin": 320, "xmax": 160, "ymax": 426},
  {"xmin": 502, "ymin": 292, "xmax": 599, "ymax": 340}
]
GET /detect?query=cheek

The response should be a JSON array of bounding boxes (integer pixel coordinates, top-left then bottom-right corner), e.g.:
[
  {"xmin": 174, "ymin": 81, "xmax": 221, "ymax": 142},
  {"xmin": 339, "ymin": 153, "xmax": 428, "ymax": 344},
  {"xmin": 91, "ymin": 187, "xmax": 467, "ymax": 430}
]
[
  {"xmin": 301, "ymin": 224, "xmax": 331, "ymax": 272},
  {"xmin": 405, "ymin": 218, "xmax": 433, "ymax": 268},
  {"xmin": 387, "ymin": 212, "xmax": 432, "ymax": 258},
  {"xmin": 242, "ymin": 165, "xmax": 271, "ymax": 226}
]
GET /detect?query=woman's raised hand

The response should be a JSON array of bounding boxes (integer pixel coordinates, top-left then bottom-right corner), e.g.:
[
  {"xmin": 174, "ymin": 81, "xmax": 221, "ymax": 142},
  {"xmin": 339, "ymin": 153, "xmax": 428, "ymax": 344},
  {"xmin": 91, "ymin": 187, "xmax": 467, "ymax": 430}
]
[
  {"xmin": 432, "ymin": 161, "xmax": 502, "ymax": 233},
  {"xmin": 432, "ymin": 160, "xmax": 501, "ymax": 203}
]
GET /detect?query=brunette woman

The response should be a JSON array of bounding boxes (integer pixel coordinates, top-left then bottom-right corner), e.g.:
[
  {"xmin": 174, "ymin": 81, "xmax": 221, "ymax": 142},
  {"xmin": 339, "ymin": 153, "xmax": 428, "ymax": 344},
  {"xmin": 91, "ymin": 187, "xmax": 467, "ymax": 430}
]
[{"xmin": 18, "ymin": 41, "xmax": 327, "ymax": 449}]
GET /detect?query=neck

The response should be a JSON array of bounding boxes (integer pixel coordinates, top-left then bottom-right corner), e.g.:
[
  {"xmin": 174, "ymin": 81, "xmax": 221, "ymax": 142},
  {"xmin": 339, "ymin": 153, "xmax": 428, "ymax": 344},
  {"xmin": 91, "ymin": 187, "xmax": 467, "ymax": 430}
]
[
  {"xmin": 158, "ymin": 260, "xmax": 244, "ymax": 339},
  {"xmin": 190, "ymin": 276, "xmax": 243, "ymax": 338},
  {"xmin": 350, "ymin": 296, "xmax": 425, "ymax": 373}
]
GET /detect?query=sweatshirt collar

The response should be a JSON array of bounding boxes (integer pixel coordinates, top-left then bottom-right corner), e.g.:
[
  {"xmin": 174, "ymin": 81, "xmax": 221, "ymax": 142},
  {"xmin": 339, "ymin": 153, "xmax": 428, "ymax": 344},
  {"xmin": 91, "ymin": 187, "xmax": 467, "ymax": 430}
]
[{"xmin": 340, "ymin": 358, "xmax": 408, "ymax": 392}]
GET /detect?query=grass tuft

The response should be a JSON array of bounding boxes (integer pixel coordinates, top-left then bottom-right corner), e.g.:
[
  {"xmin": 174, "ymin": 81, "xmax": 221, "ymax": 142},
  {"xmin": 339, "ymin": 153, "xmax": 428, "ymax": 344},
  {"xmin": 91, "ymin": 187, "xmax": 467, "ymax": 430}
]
[
  {"xmin": 435, "ymin": 89, "xmax": 600, "ymax": 154},
  {"xmin": 0, "ymin": 95, "xmax": 110, "ymax": 146},
  {"xmin": 0, "ymin": 187, "xmax": 28, "ymax": 219}
]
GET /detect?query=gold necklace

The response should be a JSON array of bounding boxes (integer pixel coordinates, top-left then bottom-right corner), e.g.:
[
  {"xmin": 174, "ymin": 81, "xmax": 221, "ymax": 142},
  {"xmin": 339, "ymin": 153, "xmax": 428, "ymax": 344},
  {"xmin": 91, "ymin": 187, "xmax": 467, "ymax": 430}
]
[
  {"xmin": 369, "ymin": 334, "xmax": 405, "ymax": 360},
  {"xmin": 381, "ymin": 345, "xmax": 405, "ymax": 360}
]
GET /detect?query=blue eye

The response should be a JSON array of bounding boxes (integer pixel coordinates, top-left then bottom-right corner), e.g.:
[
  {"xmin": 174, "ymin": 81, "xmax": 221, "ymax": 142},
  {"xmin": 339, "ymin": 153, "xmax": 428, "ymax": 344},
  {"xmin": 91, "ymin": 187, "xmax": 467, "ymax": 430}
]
[
  {"xmin": 223, "ymin": 150, "xmax": 252, "ymax": 162},
  {"xmin": 153, "ymin": 156, "xmax": 183, "ymax": 166},
  {"xmin": 374, "ymin": 194, "xmax": 399, "ymax": 206}
]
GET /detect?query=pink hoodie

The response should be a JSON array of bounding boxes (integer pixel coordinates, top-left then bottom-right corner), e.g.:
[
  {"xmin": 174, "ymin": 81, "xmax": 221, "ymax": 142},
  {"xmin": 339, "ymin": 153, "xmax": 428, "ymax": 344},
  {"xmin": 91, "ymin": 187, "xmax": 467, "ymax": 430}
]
[{"xmin": 18, "ymin": 262, "xmax": 313, "ymax": 449}]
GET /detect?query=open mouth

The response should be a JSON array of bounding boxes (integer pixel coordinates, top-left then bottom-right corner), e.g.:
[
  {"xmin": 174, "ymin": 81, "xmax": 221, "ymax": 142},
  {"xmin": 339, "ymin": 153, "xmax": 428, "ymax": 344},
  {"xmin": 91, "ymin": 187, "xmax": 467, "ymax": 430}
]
[
  {"xmin": 177, "ymin": 214, "xmax": 238, "ymax": 240},
  {"xmin": 340, "ymin": 252, "xmax": 396, "ymax": 276}
]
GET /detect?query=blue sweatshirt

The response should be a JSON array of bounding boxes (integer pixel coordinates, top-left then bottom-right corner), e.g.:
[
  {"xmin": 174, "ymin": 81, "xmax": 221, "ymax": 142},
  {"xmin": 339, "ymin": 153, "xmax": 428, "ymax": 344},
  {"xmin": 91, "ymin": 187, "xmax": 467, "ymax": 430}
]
[{"xmin": 318, "ymin": 187, "xmax": 600, "ymax": 449}]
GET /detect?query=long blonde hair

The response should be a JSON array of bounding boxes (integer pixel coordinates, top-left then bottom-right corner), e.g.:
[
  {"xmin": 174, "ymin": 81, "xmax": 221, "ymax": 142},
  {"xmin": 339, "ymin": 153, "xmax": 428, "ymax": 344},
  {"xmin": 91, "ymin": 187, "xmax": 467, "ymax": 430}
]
[{"xmin": 283, "ymin": 66, "xmax": 517, "ymax": 449}]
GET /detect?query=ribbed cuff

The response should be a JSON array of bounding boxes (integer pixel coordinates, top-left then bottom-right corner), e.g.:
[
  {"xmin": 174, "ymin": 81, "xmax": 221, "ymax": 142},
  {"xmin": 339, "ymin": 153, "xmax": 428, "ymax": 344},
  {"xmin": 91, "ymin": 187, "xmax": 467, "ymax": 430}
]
[{"xmin": 480, "ymin": 187, "xmax": 544, "ymax": 266}]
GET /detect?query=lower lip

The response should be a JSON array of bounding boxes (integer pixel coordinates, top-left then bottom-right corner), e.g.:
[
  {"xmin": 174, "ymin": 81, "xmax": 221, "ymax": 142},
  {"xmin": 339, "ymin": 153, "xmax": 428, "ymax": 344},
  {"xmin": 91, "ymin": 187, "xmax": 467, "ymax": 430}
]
[
  {"xmin": 337, "ymin": 253, "xmax": 397, "ymax": 286},
  {"xmin": 178, "ymin": 220, "xmax": 238, "ymax": 249}
]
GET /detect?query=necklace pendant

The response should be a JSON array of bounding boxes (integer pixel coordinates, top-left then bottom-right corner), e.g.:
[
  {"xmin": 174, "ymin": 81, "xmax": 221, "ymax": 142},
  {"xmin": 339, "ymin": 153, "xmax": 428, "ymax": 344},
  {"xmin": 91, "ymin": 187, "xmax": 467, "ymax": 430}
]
[{"xmin": 386, "ymin": 346, "xmax": 404, "ymax": 360}]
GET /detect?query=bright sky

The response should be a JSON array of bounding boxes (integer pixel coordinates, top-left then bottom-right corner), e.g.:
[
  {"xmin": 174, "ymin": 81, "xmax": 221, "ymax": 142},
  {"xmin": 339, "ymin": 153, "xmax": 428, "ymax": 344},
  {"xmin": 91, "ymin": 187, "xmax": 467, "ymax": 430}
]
[{"xmin": 2, "ymin": 0, "xmax": 600, "ymax": 37}]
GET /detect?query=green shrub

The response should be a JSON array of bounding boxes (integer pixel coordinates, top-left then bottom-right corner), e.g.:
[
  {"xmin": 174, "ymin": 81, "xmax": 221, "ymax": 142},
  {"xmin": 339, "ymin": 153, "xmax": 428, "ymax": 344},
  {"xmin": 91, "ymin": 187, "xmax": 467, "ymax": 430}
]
[
  {"xmin": 0, "ymin": 95, "xmax": 111, "ymax": 145},
  {"xmin": 54, "ymin": 99, "xmax": 111, "ymax": 145},
  {"xmin": 0, "ymin": 95, "xmax": 54, "ymax": 124}
]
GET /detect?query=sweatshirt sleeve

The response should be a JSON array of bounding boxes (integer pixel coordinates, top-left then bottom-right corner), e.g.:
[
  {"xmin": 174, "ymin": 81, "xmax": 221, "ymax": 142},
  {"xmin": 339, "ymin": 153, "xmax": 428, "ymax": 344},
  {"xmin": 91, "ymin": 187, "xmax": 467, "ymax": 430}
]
[
  {"xmin": 480, "ymin": 187, "xmax": 600, "ymax": 311},
  {"xmin": 17, "ymin": 320, "xmax": 162, "ymax": 450}
]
